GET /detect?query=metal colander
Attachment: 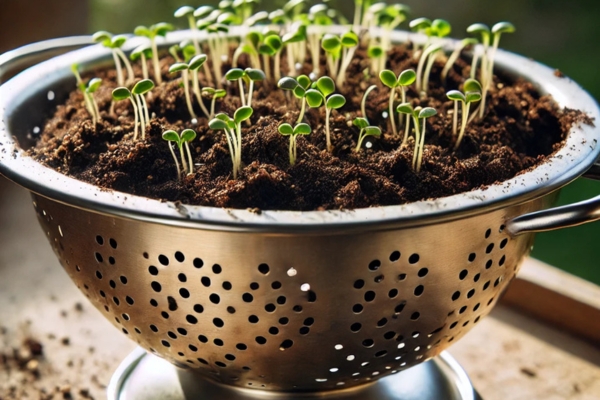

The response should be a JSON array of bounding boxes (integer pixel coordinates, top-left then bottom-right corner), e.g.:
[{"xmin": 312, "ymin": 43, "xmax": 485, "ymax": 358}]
[
  {"xmin": 1, "ymin": 31, "xmax": 600, "ymax": 396},
  {"xmin": 33, "ymin": 194, "xmax": 539, "ymax": 391}
]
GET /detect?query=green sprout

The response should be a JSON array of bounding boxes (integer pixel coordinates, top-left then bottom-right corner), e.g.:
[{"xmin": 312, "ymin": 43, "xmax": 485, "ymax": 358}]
[
  {"xmin": 353, "ymin": 118, "xmax": 381, "ymax": 153},
  {"xmin": 282, "ymin": 23, "xmax": 308, "ymax": 78},
  {"xmin": 311, "ymin": 76, "xmax": 346, "ymax": 153},
  {"xmin": 278, "ymin": 75, "xmax": 319, "ymax": 124},
  {"xmin": 441, "ymin": 38, "xmax": 478, "ymax": 84},
  {"xmin": 208, "ymin": 107, "xmax": 253, "ymax": 179},
  {"xmin": 258, "ymin": 34, "xmax": 283, "ymax": 82},
  {"xmin": 367, "ymin": 45, "xmax": 385, "ymax": 76},
  {"xmin": 361, "ymin": 84, "xmax": 378, "ymax": 125},
  {"xmin": 446, "ymin": 79, "xmax": 482, "ymax": 150},
  {"xmin": 397, "ymin": 104, "xmax": 437, "ymax": 173},
  {"xmin": 85, "ymin": 78, "xmax": 102, "ymax": 127},
  {"xmin": 233, "ymin": 31, "xmax": 262, "ymax": 69},
  {"xmin": 134, "ymin": 22, "xmax": 174, "ymax": 85},
  {"xmin": 379, "ymin": 69, "xmax": 416, "ymax": 141},
  {"xmin": 162, "ymin": 129, "xmax": 197, "ymax": 180},
  {"xmin": 92, "ymin": 31, "xmax": 135, "ymax": 87},
  {"xmin": 414, "ymin": 19, "xmax": 451, "ymax": 94},
  {"xmin": 169, "ymin": 62, "xmax": 197, "ymax": 120},
  {"xmin": 188, "ymin": 54, "xmax": 211, "ymax": 118},
  {"xmin": 467, "ymin": 22, "xmax": 515, "ymax": 119},
  {"xmin": 197, "ymin": 14, "xmax": 231, "ymax": 88},
  {"xmin": 174, "ymin": 6, "xmax": 202, "ymax": 55},
  {"xmin": 321, "ymin": 31, "xmax": 359, "ymax": 88},
  {"xmin": 202, "ymin": 88, "xmax": 227, "ymax": 119},
  {"xmin": 306, "ymin": 4, "xmax": 333, "ymax": 78},
  {"xmin": 71, "ymin": 64, "xmax": 101, "ymax": 127},
  {"xmin": 278, "ymin": 123, "xmax": 312, "ymax": 165},
  {"xmin": 130, "ymin": 44, "xmax": 153, "ymax": 81},
  {"xmin": 225, "ymin": 68, "xmax": 266, "ymax": 109},
  {"xmin": 112, "ymin": 81, "xmax": 155, "ymax": 141},
  {"xmin": 371, "ymin": 4, "xmax": 410, "ymax": 72},
  {"xmin": 233, "ymin": 0, "xmax": 262, "ymax": 24}
]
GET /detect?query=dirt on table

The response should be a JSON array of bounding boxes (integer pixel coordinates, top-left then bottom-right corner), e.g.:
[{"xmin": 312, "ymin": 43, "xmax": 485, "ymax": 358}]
[{"xmin": 30, "ymin": 43, "xmax": 588, "ymax": 211}]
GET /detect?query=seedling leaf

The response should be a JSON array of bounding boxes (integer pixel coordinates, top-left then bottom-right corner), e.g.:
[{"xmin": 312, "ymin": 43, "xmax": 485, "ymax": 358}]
[
  {"xmin": 353, "ymin": 117, "xmax": 368, "ymax": 129},
  {"xmin": 189, "ymin": 54, "xmax": 208, "ymax": 70},
  {"xmin": 368, "ymin": 46, "xmax": 383, "ymax": 58},
  {"xmin": 465, "ymin": 92, "xmax": 482, "ymax": 103},
  {"xmin": 132, "ymin": 79, "xmax": 155, "ymax": 95},
  {"xmin": 295, "ymin": 123, "xmax": 312, "ymax": 135},
  {"xmin": 245, "ymin": 68, "xmax": 266, "ymax": 81},
  {"xmin": 326, "ymin": 94, "xmax": 346, "ymax": 110},
  {"xmin": 492, "ymin": 22, "xmax": 516, "ymax": 34},
  {"xmin": 321, "ymin": 34, "xmax": 342, "ymax": 53},
  {"xmin": 341, "ymin": 31, "xmax": 359, "ymax": 47},
  {"xmin": 225, "ymin": 68, "xmax": 245, "ymax": 81},
  {"xmin": 278, "ymin": 123, "xmax": 294, "ymax": 135},
  {"xmin": 174, "ymin": 6, "xmax": 195, "ymax": 18},
  {"xmin": 162, "ymin": 130, "xmax": 180, "ymax": 143},
  {"xmin": 464, "ymin": 78, "xmax": 482, "ymax": 93},
  {"xmin": 92, "ymin": 31, "xmax": 112, "ymax": 43},
  {"xmin": 419, "ymin": 107, "xmax": 437, "ymax": 119},
  {"xmin": 398, "ymin": 69, "xmax": 416, "ymax": 86},
  {"xmin": 432, "ymin": 19, "xmax": 452, "ymax": 37},
  {"xmin": 467, "ymin": 23, "xmax": 490, "ymax": 35},
  {"xmin": 364, "ymin": 126, "xmax": 382, "ymax": 136},
  {"xmin": 181, "ymin": 129, "xmax": 197, "ymax": 142},
  {"xmin": 209, "ymin": 119, "xmax": 229, "ymax": 130},
  {"xmin": 278, "ymin": 77, "xmax": 299, "ymax": 90},
  {"xmin": 305, "ymin": 90, "xmax": 325, "ymax": 108},
  {"xmin": 86, "ymin": 78, "xmax": 102, "ymax": 93},
  {"xmin": 169, "ymin": 63, "xmax": 189, "ymax": 73},
  {"xmin": 293, "ymin": 86, "xmax": 306, "ymax": 99},
  {"xmin": 379, "ymin": 70, "xmax": 398, "ymax": 89},
  {"xmin": 264, "ymin": 35, "xmax": 283, "ymax": 51},
  {"xmin": 396, "ymin": 103, "xmax": 413, "ymax": 114},
  {"xmin": 447, "ymin": 90, "xmax": 466, "ymax": 102},
  {"xmin": 112, "ymin": 87, "xmax": 131, "ymax": 101},
  {"xmin": 234, "ymin": 106, "xmax": 253, "ymax": 124},
  {"xmin": 297, "ymin": 75, "xmax": 311, "ymax": 90},
  {"xmin": 316, "ymin": 76, "xmax": 335, "ymax": 97}
]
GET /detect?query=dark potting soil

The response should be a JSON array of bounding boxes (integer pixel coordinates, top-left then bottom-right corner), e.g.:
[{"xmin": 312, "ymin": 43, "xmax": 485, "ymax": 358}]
[{"xmin": 30, "ymin": 44, "xmax": 587, "ymax": 211}]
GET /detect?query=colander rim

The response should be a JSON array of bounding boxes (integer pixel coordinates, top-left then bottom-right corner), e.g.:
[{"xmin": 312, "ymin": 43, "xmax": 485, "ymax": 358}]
[{"xmin": 0, "ymin": 29, "xmax": 599, "ymax": 233}]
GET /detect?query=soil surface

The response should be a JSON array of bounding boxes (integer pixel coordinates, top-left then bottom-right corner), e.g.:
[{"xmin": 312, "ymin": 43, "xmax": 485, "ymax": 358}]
[{"xmin": 31, "ymin": 44, "xmax": 586, "ymax": 211}]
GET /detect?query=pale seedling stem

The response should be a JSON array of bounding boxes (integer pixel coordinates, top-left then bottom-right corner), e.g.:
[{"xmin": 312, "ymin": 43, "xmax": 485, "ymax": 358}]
[
  {"xmin": 183, "ymin": 70, "xmax": 197, "ymax": 119},
  {"xmin": 135, "ymin": 94, "xmax": 146, "ymax": 134},
  {"xmin": 361, "ymin": 85, "xmax": 377, "ymax": 124},
  {"xmin": 388, "ymin": 88, "xmax": 397, "ymax": 137},
  {"xmin": 168, "ymin": 142, "xmax": 181, "ymax": 180}
]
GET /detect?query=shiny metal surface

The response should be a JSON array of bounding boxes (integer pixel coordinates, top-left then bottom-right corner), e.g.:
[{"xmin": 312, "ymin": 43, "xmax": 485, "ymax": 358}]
[
  {"xmin": 33, "ymin": 193, "xmax": 542, "ymax": 391},
  {"xmin": 108, "ymin": 348, "xmax": 476, "ymax": 400}
]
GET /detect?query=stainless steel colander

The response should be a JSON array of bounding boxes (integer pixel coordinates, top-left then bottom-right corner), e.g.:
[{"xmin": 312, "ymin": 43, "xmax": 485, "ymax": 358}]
[{"xmin": 1, "ymin": 31, "xmax": 600, "ymax": 396}]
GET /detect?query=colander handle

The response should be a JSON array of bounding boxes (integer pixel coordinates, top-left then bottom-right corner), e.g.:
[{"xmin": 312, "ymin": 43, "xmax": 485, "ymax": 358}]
[
  {"xmin": 506, "ymin": 161, "xmax": 600, "ymax": 235},
  {"xmin": 0, "ymin": 36, "xmax": 94, "ymax": 84}
]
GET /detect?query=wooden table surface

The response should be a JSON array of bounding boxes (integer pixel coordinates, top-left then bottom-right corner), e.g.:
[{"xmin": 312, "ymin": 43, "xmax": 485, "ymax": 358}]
[{"xmin": 1, "ymin": 177, "xmax": 599, "ymax": 400}]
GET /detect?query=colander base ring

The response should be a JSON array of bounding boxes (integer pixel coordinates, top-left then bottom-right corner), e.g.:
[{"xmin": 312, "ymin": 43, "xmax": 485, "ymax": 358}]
[{"xmin": 108, "ymin": 348, "xmax": 477, "ymax": 400}]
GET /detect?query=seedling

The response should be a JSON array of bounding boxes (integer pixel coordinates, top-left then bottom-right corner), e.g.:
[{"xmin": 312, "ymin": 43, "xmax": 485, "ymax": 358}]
[
  {"xmin": 282, "ymin": 23, "xmax": 308, "ymax": 77},
  {"xmin": 446, "ymin": 79, "xmax": 482, "ymax": 150},
  {"xmin": 258, "ymin": 34, "xmax": 283, "ymax": 81},
  {"xmin": 85, "ymin": 78, "xmax": 102, "ymax": 126},
  {"xmin": 188, "ymin": 54, "xmax": 211, "ymax": 118},
  {"xmin": 353, "ymin": 118, "xmax": 381, "ymax": 153},
  {"xmin": 112, "ymin": 87, "xmax": 141, "ymax": 140},
  {"xmin": 174, "ymin": 6, "xmax": 202, "ymax": 55},
  {"xmin": 278, "ymin": 123, "xmax": 312, "ymax": 165},
  {"xmin": 317, "ymin": 76, "xmax": 346, "ymax": 152},
  {"xmin": 169, "ymin": 62, "xmax": 197, "ymax": 120},
  {"xmin": 306, "ymin": 4, "xmax": 333, "ymax": 78},
  {"xmin": 233, "ymin": 31, "xmax": 262, "ymax": 69},
  {"xmin": 397, "ymin": 104, "xmax": 437, "ymax": 172},
  {"xmin": 321, "ymin": 31, "xmax": 359, "ymax": 88},
  {"xmin": 130, "ymin": 44, "xmax": 153, "ymax": 80},
  {"xmin": 380, "ymin": 69, "xmax": 416, "ymax": 141},
  {"xmin": 226, "ymin": 68, "xmax": 266, "ymax": 109},
  {"xmin": 123, "ymin": 79, "xmax": 156, "ymax": 140},
  {"xmin": 278, "ymin": 75, "xmax": 319, "ymax": 123},
  {"xmin": 373, "ymin": 4, "xmax": 410, "ymax": 70},
  {"xmin": 208, "ymin": 107, "xmax": 253, "ymax": 179},
  {"xmin": 414, "ymin": 19, "xmax": 451, "ymax": 94},
  {"xmin": 162, "ymin": 129, "xmax": 197, "ymax": 180},
  {"xmin": 468, "ymin": 22, "xmax": 515, "ymax": 119},
  {"xmin": 134, "ymin": 23, "xmax": 174, "ymax": 85},
  {"xmin": 71, "ymin": 64, "xmax": 100, "ymax": 126},
  {"xmin": 361, "ymin": 85, "xmax": 378, "ymax": 125},
  {"xmin": 92, "ymin": 31, "xmax": 135, "ymax": 87},
  {"xmin": 202, "ymin": 88, "xmax": 227, "ymax": 119},
  {"xmin": 441, "ymin": 38, "xmax": 478, "ymax": 84}
]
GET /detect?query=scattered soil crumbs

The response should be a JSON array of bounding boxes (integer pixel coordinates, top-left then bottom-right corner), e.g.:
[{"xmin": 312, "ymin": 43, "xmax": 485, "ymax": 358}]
[{"xmin": 31, "ymin": 43, "xmax": 589, "ymax": 211}]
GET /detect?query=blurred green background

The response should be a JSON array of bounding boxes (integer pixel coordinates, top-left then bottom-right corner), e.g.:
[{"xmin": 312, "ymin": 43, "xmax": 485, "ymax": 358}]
[{"xmin": 7, "ymin": 0, "xmax": 600, "ymax": 283}]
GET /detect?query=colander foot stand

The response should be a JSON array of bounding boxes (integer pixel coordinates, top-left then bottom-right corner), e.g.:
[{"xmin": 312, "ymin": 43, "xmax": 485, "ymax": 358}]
[{"xmin": 108, "ymin": 348, "xmax": 479, "ymax": 400}]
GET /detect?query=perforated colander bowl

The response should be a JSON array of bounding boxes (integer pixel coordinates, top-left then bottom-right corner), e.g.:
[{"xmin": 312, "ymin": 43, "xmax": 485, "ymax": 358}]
[{"xmin": 1, "ymin": 30, "xmax": 600, "ymax": 394}]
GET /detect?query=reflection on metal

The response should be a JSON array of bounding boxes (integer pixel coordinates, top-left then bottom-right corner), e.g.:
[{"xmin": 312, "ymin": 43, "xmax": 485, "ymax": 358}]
[{"xmin": 108, "ymin": 348, "xmax": 475, "ymax": 400}]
